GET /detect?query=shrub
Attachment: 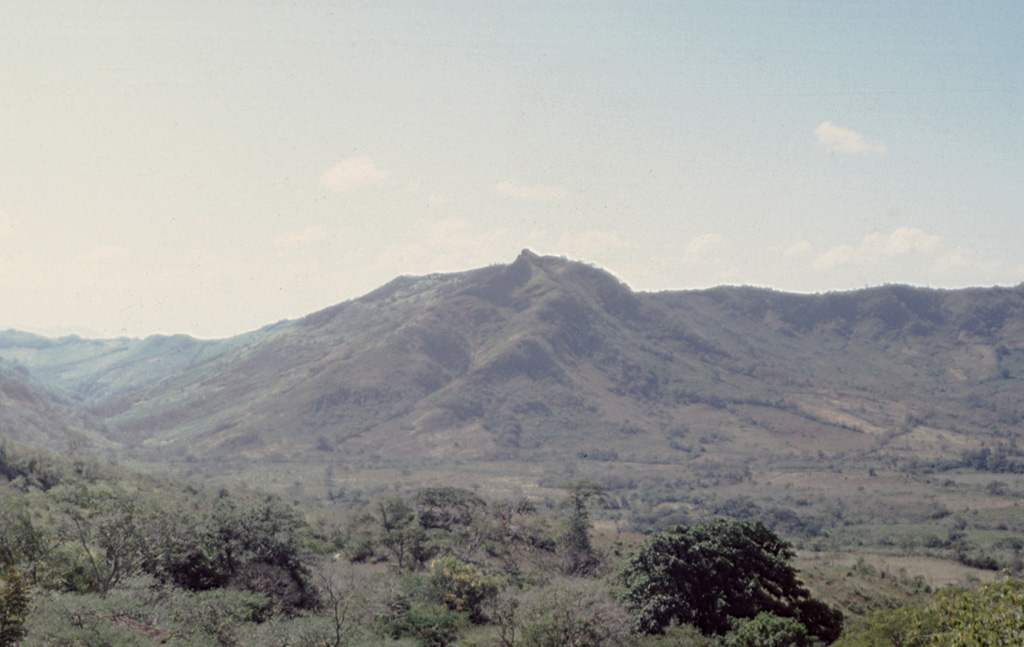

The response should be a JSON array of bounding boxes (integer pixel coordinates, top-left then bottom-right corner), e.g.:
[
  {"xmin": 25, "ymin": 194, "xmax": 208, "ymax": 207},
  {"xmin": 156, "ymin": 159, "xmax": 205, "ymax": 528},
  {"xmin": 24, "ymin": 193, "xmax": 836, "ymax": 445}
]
[
  {"xmin": 514, "ymin": 578, "xmax": 631, "ymax": 647},
  {"xmin": 0, "ymin": 566, "xmax": 30, "ymax": 647},
  {"xmin": 428, "ymin": 557, "xmax": 497, "ymax": 623},
  {"xmin": 722, "ymin": 612, "xmax": 812, "ymax": 647}
]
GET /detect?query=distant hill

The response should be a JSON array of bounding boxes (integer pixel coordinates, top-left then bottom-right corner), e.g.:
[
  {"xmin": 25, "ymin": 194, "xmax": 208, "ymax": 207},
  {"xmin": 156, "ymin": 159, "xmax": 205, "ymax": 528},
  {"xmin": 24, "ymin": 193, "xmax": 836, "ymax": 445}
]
[
  {"xmin": 0, "ymin": 361, "xmax": 108, "ymax": 451},
  {"xmin": 5, "ymin": 251, "xmax": 1024, "ymax": 569},
  {"xmin": 0, "ymin": 323, "xmax": 284, "ymax": 403},
  {"xmin": 7, "ymin": 252, "xmax": 1024, "ymax": 467},
  {"xmin": 81, "ymin": 251, "xmax": 1024, "ymax": 458}
]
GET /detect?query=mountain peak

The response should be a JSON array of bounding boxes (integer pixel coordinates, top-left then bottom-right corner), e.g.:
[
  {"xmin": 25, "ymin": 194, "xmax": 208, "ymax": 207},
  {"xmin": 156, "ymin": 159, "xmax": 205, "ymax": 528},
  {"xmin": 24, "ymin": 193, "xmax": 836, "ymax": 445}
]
[{"xmin": 516, "ymin": 248, "xmax": 541, "ymax": 262}]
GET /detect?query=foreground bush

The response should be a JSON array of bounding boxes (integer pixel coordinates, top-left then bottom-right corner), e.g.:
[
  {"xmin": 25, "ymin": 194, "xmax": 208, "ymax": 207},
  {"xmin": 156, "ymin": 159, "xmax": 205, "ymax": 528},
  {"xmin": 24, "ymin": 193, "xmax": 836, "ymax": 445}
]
[{"xmin": 489, "ymin": 577, "xmax": 631, "ymax": 647}]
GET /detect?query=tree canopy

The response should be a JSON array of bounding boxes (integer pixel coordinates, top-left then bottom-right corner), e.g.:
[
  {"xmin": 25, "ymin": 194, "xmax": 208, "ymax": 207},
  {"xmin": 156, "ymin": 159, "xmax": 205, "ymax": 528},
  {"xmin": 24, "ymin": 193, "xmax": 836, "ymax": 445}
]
[
  {"xmin": 836, "ymin": 578, "xmax": 1024, "ymax": 647},
  {"xmin": 621, "ymin": 518, "xmax": 842, "ymax": 642}
]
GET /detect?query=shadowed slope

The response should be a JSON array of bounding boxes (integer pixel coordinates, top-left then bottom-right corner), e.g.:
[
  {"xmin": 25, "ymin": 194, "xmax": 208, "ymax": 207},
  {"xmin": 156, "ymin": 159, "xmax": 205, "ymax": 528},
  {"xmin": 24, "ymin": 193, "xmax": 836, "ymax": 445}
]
[{"xmin": 0, "ymin": 363, "xmax": 108, "ymax": 451}]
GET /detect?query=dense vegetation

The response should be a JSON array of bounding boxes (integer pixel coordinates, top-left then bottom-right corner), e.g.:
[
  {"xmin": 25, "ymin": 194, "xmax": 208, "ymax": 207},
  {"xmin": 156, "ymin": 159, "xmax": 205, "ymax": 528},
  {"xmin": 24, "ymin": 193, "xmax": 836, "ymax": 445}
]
[
  {"xmin": 0, "ymin": 439, "xmax": 860, "ymax": 646},
  {"xmin": 835, "ymin": 579, "xmax": 1024, "ymax": 646},
  {"xmin": 5, "ymin": 435, "xmax": 1024, "ymax": 645}
]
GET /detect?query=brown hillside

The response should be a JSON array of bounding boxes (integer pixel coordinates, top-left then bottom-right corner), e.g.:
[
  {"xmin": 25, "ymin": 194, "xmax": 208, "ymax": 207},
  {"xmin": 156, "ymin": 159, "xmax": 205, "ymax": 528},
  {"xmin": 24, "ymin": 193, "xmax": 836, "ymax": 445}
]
[
  {"xmin": 6, "ymin": 252, "xmax": 1024, "ymax": 578},
  {"xmin": 74, "ymin": 252, "xmax": 1022, "ymax": 484}
]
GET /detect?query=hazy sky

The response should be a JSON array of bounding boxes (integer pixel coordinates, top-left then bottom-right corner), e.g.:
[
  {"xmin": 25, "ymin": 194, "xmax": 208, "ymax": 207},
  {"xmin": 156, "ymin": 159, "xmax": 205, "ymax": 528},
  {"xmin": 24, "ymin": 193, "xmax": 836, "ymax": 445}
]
[{"xmin": 2, "ymin": 1, "xmax": 1021, "ymax": 338}]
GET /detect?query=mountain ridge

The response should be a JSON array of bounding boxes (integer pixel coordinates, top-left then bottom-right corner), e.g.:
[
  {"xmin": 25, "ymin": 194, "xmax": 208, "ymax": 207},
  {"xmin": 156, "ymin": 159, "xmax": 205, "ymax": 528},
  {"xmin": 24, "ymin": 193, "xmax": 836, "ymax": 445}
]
[{"xmin": 3, "ymin": 251, "xmax": 1024, "ymax": 516}]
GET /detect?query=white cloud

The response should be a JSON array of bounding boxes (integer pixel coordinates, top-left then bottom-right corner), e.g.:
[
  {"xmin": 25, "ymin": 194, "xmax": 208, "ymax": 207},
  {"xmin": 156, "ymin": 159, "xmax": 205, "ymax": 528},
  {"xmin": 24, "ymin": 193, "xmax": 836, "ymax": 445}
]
[
  {"xmin": 935, "ymin": 246, "xmax": 973, "ymax": 270},
  {"xmin": 784, "ymin": 240, "xmax": 814, "ymax": 258},
  {"xmin": 812, "ymin": 245, "xmax": 856, "ymax": 270},
  {"xmin": 813, "ymin": 227, "xmax": 942, "ymax": 269},
  {"xmin": 813, "ymin": 121, "xmax": 886, "ymax": 154},
  {"xmin": 933, "ymin": 245, "xmax": 1008, "ymax": 276},
  {"xmin": 683, "ymin": 233, "xmax": 725, "ymax": 260},
  {"xmin": 371, "ymin": 218, "xmax": 519, "ymax": 274},
  {"xmin": 274, "ymin": 225, "xmax": 330, "ymax": 249},
  {"xmin": 496, "ymin": 181, "xmax": 568, "ymax": 201},
  {"xmin": 320, "ymin": 156, "xmax": 392, "ymax": 191},
  {"xmin": 863, "ymin": 226, "xmax": 941, "ymax": 257}
]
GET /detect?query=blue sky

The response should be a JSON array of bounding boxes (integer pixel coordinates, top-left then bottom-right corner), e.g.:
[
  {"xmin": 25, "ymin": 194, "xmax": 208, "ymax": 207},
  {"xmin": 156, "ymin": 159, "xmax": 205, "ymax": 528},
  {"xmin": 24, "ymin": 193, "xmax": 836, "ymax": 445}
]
[{"xmin": 1, "ymin": 1, "xmax": 1021, "ymax": 338}]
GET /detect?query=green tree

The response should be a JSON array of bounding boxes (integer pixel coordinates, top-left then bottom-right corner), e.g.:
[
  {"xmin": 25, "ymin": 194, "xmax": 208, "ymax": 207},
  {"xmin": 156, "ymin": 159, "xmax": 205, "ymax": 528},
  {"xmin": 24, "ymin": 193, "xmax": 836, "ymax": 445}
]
[
  {"xmin": 427, "ymin": 556, "xmax": 496, "ymax": 623},
  {"xmin": 0, "ymin": 566, "xmax": 29, "ymax": 647},
  {"xmin": 415, "ymin": 487, "xmax": 488, "ymax": 562},
  {"xmin": 54, "ymin": 481, "xmax": 160, "ymax": 593},
  {"xmin": 375, "ymin": 493, "xmax": 430, "ymax": 570},
  {"xmin": 415, "ymin": 487, "xmax": 485, "ymax": 532},
  {"xmin": 621, "ymin": 519, "xmax": 842, "ymax": 642},
  {"xmin": 142, "ymin": 493, "xmax": 316, "ymax": 615},
  {"xmin": 632, "ymin": 623, "xmax": 716, "ymax": 647},
  {"xmin": 386, "ymin": 604, "xmax": 465, "ymax": 647},
  {"xmin": 559, "ymin": 480, "xmax": 605, "ymax": 576},
  {"xmin": 0, "ymin": 490, "xmax": 44, "ymax": 569},
  {"xmin": 930, "ymin": 579, "xmax": 1024, "ymax": 645},
  {"xmin": 833, "ymin": 605, "xmax": 932, "ymax": 647},
  {"xmin": 722, "ymin": 612, "xmax": 813, "ymax": 647},
  {"xmin": 837, "ymin": 579, "xmax": 1024, "ymax": 647}
]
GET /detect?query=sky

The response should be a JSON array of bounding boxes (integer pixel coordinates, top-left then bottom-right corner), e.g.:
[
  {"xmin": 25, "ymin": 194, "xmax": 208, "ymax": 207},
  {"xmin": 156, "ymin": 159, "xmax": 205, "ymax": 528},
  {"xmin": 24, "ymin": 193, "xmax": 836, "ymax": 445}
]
[{"xmin": 1, "ymin": 1, "xmax": 1022, "ymax": 339}]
